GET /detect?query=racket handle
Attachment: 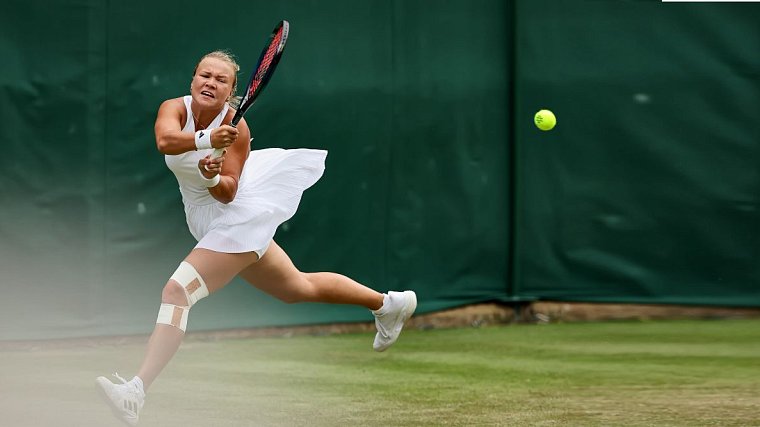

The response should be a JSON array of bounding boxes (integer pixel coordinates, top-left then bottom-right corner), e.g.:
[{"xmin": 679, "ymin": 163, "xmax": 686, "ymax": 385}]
[
  {"xmin": 231, "ymin": 112, "xmax": 242, "ymax": 127},
  {"xmin": 211, "ymin": 148, "xmax": 225, "ymax": 159},
  {"xmin": 210, "ymin": 112, "xmax": 241, "ymax": 158}
]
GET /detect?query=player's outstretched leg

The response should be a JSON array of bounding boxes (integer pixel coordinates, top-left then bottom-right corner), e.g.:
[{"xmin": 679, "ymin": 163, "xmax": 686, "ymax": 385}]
[{"xmin": 238, "ymin": 240, "xmax": 417, "ymax": 351}]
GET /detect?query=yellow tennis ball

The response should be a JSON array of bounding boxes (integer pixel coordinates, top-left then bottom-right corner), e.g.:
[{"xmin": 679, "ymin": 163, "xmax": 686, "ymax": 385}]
[{"xmin": 534, "ymin": 109, "xmax": 556, "ymax": 131}]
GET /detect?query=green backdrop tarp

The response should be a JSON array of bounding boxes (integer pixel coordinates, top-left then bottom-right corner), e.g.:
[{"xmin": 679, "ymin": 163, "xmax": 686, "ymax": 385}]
[
  {"xmin": 1, "ymin": 1, "xmax": 759, "ymax": 341},
  {"xmin": 513, "ymin": 0, "xmax": 760, "ymax": 306},
  {"xmin": 0, "ymin": 0, "xmax": 510, "ymax": 340}
]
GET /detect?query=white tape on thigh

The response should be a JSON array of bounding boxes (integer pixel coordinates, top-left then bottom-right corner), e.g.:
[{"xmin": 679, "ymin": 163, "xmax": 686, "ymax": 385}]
[
  {"xmin": 156, "ymin": 303, "xmax": 189, "ymax": 331},
  {"xmin": 169, "ymin": 261, "xmax": 210, "ymax": 307}
]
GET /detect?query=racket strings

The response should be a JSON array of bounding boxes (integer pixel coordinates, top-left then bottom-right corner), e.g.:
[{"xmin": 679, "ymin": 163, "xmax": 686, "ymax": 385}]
[{"xmin": 247, "ymin": 30, "xmax": 284, "ymax": 98}]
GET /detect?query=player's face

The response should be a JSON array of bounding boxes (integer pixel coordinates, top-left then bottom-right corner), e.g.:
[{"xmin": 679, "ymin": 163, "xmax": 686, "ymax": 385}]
[{"xmin": 191, "ymin": 57, "xmax": 236, "ymax": 109}]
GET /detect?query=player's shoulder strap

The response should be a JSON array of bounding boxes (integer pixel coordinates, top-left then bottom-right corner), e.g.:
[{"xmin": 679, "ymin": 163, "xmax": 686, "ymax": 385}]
[{"xmin": 180, "ymin": 96, "xmax": 194, "ymax": 132}]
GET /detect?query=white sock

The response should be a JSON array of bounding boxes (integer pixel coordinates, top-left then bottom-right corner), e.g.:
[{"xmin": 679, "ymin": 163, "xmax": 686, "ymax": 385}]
[{"xmin": 372, "ymin": 294, "xmax": 390, "ymax": 316}]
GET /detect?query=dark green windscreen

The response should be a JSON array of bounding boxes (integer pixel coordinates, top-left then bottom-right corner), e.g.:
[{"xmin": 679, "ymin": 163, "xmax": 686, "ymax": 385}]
[
  {"xmin": 0, "ymin": 0, "xmax": 510, "ymax": 340},
  {"xmin": 513, "ymin": 1, "xmax": 760, "ymax": 306}
]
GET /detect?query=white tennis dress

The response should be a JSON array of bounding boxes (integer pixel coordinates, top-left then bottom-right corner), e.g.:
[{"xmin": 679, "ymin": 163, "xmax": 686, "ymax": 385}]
[{"xmin": 165, "ymin": 96, "xmax": 327, "ymax": 257}]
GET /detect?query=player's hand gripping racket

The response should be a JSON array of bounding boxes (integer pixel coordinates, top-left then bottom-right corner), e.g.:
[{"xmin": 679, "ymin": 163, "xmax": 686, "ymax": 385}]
[{"xmin": 212, "ymin": 20, "xmax": 289, "ymax": 158}]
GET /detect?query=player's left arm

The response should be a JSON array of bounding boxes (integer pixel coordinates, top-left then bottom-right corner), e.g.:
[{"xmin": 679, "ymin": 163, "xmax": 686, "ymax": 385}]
[{"xmin": 199, "ymin": 113, "xmax": 251, "ymax": 204}]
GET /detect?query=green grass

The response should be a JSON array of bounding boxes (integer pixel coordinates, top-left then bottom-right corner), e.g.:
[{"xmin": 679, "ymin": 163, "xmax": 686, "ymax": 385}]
[{"xmin": 2, "ymin": 319, "xmax": 760, "ymax": 426}]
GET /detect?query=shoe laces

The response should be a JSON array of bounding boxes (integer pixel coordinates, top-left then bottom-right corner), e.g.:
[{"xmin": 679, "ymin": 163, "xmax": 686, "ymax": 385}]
[
  {"xmin": 112, "ymin": 372, "xmax": 128, "ymax": 384},
  {"xmin": 112, "ymin": 372, "xmax": 145, "ymax": 399}
]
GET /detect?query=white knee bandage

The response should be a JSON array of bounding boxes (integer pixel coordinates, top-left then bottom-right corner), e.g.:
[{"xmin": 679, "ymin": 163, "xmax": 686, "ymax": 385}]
[
  {"xmin": 156, "ymin": 303, "xmax": 189, "ymax": 331},
  {"xmin": 155, "ymin": 261, "xmax": 210, "ymax": 331},
  {"xmin": 169, "ymin": 261, "xmax": 210, "ymax": 308}
]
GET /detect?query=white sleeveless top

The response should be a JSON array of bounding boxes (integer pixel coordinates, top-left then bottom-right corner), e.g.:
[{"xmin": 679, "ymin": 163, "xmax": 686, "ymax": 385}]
[
  {"xmin": 164, "ymin": 96, "xmax": 231, "ymax": 205},
  {"xmin": 164, "ymin": 96, "xmax": 327, "ymax": 256}
]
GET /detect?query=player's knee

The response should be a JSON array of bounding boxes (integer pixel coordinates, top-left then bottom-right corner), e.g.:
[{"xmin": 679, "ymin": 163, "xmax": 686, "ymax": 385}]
[
  {"xmin": 161, "ymin": 281, "xmax": 189, "ymax": 306},
  {"xmin": 161, "ymin": 261, "xmax": 211, "ymax": 306},
  {"xmin": 278, "ymin": 288, "xmax": 303, "ymax": 304},
  {"xmin": 279, "ymin": 294, "xmax": 301, "ymax": 304},
  {"xmin": 156, "ymin": 261, "xmax": 211, "ymax": 332},
  {"xmin": 279, "ymin": 275, "xmax": 317, "ymax": 304},
  {"xmin": 168, "ymin": 261, "xmax": 210, "ymax": 307}
]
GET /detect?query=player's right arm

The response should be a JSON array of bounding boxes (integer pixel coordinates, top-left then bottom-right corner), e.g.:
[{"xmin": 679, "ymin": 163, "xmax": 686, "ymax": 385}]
[
  {"xmin": 154, "ymin": 98, "xmax": 236, "ymax": 155},
  {"xmin": 155, "ymin": 99, "xmax": 197, "ymax": 155}
]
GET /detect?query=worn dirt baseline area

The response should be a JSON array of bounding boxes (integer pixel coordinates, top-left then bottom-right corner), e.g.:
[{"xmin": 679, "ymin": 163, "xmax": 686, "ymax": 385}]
[
  {"xmin": 192, "ymin": 302, "xmax": 760, "ymax": 342},
  {"xmin": 3, "ymin": 302, "xmax": 760, "ymax": 350}
]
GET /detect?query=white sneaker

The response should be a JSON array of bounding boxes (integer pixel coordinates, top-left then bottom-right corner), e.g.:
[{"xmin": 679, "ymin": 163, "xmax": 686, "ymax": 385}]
[
  {"xmin": 373, "ymin": 290, "xmax": 417, "ymax": 352},
  {"xmin": 96, "ymin": 373, "xmax": 145, "ymax": 426}
]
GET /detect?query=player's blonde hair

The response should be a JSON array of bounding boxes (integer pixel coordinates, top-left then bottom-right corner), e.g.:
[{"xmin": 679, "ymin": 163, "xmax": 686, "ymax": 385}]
[{"xmin": 193, "ymin": 50, "xmax": 242, "ymax": 108}]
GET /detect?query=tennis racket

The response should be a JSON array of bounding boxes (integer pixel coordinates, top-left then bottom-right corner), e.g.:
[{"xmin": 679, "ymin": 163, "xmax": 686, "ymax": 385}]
[{"xmin": 212, "ymin": 20, "xmax": 289, "ymax": 158}]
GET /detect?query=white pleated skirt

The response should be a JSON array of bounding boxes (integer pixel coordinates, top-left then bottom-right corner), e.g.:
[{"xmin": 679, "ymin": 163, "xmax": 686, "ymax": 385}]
[{"xmin": 183, "ymin": 148, "xmax": 327, "ymax": 257}]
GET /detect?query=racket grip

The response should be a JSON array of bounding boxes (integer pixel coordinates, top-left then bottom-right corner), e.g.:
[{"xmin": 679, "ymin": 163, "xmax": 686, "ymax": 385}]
[{"xmin": 212, "ymin": 113, "xmax": 240, "ymax": 158}]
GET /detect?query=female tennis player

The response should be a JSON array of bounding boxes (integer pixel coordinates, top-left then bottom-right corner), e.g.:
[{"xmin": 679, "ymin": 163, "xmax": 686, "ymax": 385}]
[{"xmin": 95, "ymin": 51, "xmax": 416, "ymax": 426}]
